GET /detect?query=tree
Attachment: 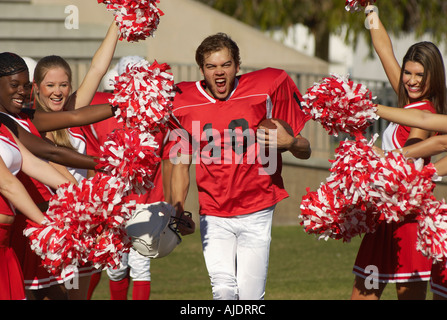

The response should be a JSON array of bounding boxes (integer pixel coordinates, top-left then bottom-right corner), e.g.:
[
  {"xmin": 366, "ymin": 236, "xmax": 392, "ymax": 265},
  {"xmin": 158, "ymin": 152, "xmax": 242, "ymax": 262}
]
[{"xmin": 195, "ymin": 0, "xmax": 447, "ymax": 62}]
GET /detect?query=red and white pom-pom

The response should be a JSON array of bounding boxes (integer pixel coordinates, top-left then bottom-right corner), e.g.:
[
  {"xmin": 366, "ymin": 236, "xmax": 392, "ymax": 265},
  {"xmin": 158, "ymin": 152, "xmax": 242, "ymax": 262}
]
[
  {"xmin": 300, "ymin": 184, "xmax": 379, "ymax": 242},
  {"xmin": 96, "ymin": 129, "xmax": 161, "ymax": 194},
  {"xmin": 98, "ymin": 0, "xmax": 164, "ymax": 42},
  {"xmin": 369, "ymin": 153, "xmax": 438, "ymax": 223},
  {"xmin": 416, "ymin": 196, "xmax": 447, "ymax": 263},
  {"xmin": 88, "ymin": 199, "xmax": 136, "ymax": 269},
  {"xmin": 110, "ymin": 59, "xmax": 175, "ymax": 132},
  {"xmin": 328, "ymin": 134, "xmax": 380, "ymax": 202},
  {"xmin": 302, "ymin": 74, "xmax": 378, "ymax": 137},
  {"xmin": 24, "ymin": 174, "xmax": 136, "ymax": 274},
  {"xmin": 300, "ymin": 186, "xmax": 344, "ymax": 241},
  {"xmin": 299, "ymin": 135, "xmax": 381, "ymax": 242},
  {"xmin": 345, "ymin": 0, "xmax": 376, "ymax": 12}
]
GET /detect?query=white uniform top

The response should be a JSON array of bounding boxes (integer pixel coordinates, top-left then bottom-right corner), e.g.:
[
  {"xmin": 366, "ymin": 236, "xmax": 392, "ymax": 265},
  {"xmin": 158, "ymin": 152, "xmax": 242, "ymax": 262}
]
[
  {"xmin": 0, "ymin": 135, "xmax": 22, "ymax": 175},
  {"xmin": 382, "ymin": 101, "xmax": 436, "ymax": 151},
  {"xmin": 67, "ymin": 128, "xmax": 87, "ymax": 183}
]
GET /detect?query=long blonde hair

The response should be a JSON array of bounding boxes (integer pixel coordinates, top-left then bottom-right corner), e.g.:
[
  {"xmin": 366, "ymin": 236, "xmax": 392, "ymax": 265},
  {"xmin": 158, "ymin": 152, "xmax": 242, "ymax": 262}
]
[{"xmin": 33, "ymin": 55, "xmax": 75, "ymax": 149}]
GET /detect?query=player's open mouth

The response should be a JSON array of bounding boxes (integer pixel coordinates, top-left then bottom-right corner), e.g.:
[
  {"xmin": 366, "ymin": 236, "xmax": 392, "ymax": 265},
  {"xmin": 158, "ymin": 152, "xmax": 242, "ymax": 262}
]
[{"xmin": 216, "ymin": 79, "xmax": 226, "ymax": 93}]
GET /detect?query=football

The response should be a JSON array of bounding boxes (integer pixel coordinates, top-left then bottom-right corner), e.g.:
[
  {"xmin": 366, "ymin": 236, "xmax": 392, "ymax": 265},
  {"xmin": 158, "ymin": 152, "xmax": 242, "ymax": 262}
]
[
  {"xmin": 258, "ymin": 118, "xmax": 294, "ymax": 153},
  {"xmin": 125, "ymin": 201, "xmax": 182, "ymax": 259}
]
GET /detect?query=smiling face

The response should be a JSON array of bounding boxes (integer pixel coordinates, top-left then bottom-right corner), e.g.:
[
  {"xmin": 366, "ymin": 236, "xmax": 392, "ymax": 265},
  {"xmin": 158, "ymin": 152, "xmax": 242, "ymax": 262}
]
[
  {"xmin": 200, "ymin": 47, "xmax": 240, "ymax": 101},
  {"xmin": 402, "ymin": 60, "xmax": 429, "ymax": 102},
  {"xmin": 0, "ymin": 71, "xmax": 31, "ymax": 114},
  {"xmin": 34, "ymin": 67, "xmax": 71, "ymax": 112}
]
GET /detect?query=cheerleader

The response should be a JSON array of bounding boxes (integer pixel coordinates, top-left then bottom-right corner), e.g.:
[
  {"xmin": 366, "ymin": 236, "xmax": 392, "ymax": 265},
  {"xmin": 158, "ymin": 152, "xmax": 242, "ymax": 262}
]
[
  {"xmin": 26, "ymin": 21, "xmax": 119, "ymax": 300},
  {"xmin": 0, "ymin": 124, "xmax": 71, "ymax": 300},
  {"xmin": 351, "ymin": 3, "xmax": 447, "ymax": 300},
  {"xmin": 369, "ymin": 104, "xmax": 447, "ymax": 300},
  {"xmin": 0, "ymin": 51, "xmax": 115, "ymax": 299}
]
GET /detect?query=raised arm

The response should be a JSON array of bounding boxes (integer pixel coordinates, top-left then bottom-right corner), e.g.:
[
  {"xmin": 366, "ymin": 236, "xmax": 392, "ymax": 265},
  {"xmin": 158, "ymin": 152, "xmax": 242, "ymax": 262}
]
[
  {"xmin": 72, "ymin": 21, "xmax": 119, "ymax": 109},
  {"xmin": 365, "ymin": 4, "xmax": 401, "ymax": 93}
]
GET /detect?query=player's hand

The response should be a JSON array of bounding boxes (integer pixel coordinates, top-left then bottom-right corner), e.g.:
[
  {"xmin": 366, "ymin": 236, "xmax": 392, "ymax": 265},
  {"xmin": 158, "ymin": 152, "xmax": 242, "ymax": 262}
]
[
  {"xmin": 176, "ymin": 211, "xmax": 195, "ymax": 236},
  {"xmin": 257, "ymin": 119, "xmax": 294, "ymax": 150}
]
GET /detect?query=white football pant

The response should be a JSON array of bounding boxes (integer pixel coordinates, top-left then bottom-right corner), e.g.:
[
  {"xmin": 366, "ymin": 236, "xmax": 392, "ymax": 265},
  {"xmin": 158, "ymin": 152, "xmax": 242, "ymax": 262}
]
[
  {"xmin": 200, "ymin": 205, "xmax": 274, "ymax": 300},
  {"xmin": 107, "ymin": 247, "xmax": 151, "ymax": 282}
]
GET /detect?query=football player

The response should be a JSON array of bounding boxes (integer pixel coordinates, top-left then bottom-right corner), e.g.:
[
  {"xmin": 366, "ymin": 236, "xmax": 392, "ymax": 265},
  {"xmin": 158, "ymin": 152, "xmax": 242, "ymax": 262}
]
[{"xmin": 167, "ymin": 33, "xmax": 311, "ymax": 300}]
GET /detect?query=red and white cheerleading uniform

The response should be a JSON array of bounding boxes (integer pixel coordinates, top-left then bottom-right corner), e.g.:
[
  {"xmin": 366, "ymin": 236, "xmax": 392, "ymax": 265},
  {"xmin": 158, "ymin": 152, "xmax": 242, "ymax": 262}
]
[
  {"xmin": 1, "ymin": 111, "xmax": 83, "ymax": 289},
  {"xmin": 0, "ymin": 124, "xmax": 26, "ymax": 300},
  {"xmin": 353, "ymin": 100, "xmax": 436, "ymax": 284},
  {"xmin": 0, "ymin": 111, "xmax": 69, "ymax": 289},
  {"xmin": 430, "ymin": 260, "xmax": 447, "ymax": 298},
  {"xmin": 169, "ymin": 68, "xmax": 309, "ymax": 217}
]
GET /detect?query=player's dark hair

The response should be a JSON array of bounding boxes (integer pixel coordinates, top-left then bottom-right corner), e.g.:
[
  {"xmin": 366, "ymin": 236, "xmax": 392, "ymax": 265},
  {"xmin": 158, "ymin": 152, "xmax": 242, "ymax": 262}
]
[
  {"xmin": 0, "ymin": 52, "xmax": 28, "ymax": 78},
  {"xmin": 398, "ymin": 41, "xmax": 447, "ymax": 115},
  {"xmin": 195, "ymin": 33, "xmax": 241, "ymax": 69}
]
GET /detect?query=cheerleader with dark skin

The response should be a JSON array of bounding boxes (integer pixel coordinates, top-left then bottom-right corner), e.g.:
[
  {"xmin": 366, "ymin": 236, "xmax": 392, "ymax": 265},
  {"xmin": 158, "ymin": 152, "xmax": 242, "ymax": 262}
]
[
  {"xmin": 0, "ymin": 52, "xmax": 115, "ymax": 300},
  {"xmin": 0, "ymin": 52, "xmax": 115, "ymax": 169},
  {"xmin": 0, "ymin": 126, "xmax": 73, "ymax": 300}
]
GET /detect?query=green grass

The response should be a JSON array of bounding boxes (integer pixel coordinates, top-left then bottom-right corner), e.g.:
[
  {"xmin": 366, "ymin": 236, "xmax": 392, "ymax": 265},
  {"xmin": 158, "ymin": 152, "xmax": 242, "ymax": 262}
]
[{"xmin": 90, "ymin": 225, "xmax": 430, "ymax": 300}]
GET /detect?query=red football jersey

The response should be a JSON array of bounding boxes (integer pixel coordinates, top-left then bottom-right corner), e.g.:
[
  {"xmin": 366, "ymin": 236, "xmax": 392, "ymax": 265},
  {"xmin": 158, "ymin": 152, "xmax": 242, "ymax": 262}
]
[{"xmin": 168, "ymin": 68, "xmax": 310, "ymax": 217}]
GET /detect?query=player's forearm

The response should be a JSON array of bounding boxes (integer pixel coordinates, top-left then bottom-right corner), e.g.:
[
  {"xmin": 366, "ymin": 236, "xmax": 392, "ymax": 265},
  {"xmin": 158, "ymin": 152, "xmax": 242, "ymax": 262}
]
[
  {"xmin": 170, "ymin": 161, "xmax": 191, "ymax": 215},
  {"xmin": 162, "ymin": 159, "xmax": 173, "ymax": 203}
]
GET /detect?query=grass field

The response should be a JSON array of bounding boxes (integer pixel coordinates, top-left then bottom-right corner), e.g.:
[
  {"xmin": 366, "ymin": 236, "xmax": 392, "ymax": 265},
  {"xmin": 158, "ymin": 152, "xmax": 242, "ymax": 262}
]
[{"xmin": 89, "ymin": 225, "xmax": 432, "ymax": 300}]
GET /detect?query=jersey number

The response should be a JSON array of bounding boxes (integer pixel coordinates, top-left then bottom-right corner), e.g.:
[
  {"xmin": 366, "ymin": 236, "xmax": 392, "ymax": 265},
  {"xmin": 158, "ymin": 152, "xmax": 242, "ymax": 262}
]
[{"xmin": 203, "ymin": 118, "xmax": 251, "ymax": 156}]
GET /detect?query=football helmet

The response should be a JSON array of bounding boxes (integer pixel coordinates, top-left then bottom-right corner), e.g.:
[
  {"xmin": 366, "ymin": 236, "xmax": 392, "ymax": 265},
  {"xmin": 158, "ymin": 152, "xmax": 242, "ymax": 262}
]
[{"xmin": 125, "ymin": 201, "xmax": 190, "ymax": 259}]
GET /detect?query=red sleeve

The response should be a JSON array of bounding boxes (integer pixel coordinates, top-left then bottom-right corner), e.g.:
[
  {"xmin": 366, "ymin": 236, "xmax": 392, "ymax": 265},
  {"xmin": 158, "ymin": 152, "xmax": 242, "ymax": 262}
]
[
  {"xmin": 270, "ymin": 72, "xmax": 311, "ymax": 136},
  {"xmin": 80, "ymin": 92, "xmax": 116, "ymax": 157}
]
